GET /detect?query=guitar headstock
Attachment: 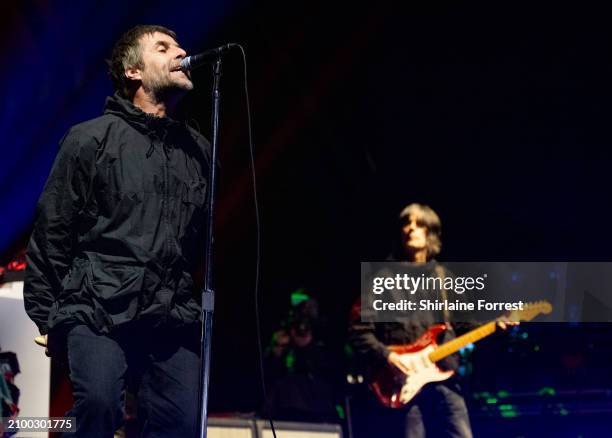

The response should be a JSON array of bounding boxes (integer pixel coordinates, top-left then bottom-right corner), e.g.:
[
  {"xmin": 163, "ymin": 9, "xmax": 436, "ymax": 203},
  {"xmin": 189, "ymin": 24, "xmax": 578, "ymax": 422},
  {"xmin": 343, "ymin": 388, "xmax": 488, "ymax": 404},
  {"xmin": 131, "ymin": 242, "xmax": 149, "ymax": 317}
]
[{"xmin": 506, "ymin": 300, "xmax": 552, "ymax": 322}]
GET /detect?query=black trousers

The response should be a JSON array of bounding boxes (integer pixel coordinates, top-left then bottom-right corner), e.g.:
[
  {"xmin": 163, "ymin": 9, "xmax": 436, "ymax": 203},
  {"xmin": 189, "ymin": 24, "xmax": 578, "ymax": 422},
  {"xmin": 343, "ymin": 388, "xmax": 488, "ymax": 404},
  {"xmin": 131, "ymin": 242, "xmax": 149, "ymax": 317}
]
[
  {"xmin": 351, "ymin": 381, "xmax": 472, "ymax": 438},
  {"xmin": 60, "ymin": 322, "xmax": 201, "ymax": 438}
]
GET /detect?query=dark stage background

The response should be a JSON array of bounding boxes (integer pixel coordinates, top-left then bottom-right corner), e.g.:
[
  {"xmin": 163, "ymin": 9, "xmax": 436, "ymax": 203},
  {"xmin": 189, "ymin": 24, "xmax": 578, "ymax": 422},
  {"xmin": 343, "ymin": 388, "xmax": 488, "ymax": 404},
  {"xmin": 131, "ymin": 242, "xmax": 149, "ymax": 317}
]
[{"xmin": 2, "ymin": 1, "xmax": 612, "ymax": 436}]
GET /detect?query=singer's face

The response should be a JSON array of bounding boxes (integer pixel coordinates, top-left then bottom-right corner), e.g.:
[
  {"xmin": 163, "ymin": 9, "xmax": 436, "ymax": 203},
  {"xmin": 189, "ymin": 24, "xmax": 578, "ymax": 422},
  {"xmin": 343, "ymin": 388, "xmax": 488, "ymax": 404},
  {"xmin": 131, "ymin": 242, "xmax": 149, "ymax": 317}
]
[{"xmin": 137, "ymin": 32, "xmax": 193, "ymax": 96}]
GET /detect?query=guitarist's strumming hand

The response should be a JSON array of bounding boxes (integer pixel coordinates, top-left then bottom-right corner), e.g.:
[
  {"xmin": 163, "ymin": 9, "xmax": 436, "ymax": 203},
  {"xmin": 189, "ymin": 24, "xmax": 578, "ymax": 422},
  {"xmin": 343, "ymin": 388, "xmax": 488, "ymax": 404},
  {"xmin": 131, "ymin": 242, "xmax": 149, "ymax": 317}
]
[{"xmin": 387, "ymin": 351, "xmax": 412, "ymax": 375}]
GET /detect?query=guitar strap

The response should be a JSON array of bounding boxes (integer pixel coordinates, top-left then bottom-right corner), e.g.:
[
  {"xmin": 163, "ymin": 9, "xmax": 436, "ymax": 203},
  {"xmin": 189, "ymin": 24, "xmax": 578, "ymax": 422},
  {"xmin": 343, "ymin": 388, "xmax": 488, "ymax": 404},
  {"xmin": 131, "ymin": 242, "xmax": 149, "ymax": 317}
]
[{"xmin": 434, "ymin": 264, "xmax": 451, "ymax": 325}]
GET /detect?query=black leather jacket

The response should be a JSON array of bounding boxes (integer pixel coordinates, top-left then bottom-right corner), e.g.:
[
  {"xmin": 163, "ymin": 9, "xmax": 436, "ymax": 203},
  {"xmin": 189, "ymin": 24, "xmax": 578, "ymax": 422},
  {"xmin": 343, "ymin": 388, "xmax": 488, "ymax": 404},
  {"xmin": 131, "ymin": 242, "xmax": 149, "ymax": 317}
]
[{"xmin": 24, "ymin": 93, "xmax": 210, "ymax": 335}]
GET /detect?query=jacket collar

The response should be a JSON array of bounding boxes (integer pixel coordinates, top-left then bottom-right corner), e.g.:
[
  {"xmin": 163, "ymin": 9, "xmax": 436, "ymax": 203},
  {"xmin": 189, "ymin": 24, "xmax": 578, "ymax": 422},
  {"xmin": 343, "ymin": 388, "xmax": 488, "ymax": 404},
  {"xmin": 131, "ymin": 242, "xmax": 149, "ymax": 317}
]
[{"xmin": 103, "ymin": 92, "xmax": 183, "ymax": 138}]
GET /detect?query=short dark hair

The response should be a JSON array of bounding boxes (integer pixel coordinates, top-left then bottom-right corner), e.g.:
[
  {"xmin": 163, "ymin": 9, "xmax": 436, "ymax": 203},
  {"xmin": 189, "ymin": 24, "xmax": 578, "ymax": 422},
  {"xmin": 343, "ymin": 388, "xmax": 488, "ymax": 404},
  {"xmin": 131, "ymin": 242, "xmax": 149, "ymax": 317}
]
[
  {"xmin": 107, "ymin": 25, "xmax": 178, "ymax": 99},
  {"xmin": 399, "ymin": 203, "xmax": 442, "ymax": 259}
]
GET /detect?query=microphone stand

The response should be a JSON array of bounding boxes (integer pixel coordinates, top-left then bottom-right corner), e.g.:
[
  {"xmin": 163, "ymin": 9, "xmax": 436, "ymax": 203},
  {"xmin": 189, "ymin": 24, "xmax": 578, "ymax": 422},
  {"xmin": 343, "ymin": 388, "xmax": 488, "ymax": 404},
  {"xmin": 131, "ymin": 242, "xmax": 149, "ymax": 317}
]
[{"xmin": 198, "ymin": 57, "xmax": 222, "ymax": 438}]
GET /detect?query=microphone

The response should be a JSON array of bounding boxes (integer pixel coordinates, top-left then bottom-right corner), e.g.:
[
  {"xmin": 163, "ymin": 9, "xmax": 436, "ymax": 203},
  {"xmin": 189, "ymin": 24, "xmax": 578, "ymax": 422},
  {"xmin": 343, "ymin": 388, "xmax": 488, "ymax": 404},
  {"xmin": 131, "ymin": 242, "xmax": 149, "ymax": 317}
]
[{"xmin": 180, "ymin": 43, "xmax": 238, "ymax": 71}]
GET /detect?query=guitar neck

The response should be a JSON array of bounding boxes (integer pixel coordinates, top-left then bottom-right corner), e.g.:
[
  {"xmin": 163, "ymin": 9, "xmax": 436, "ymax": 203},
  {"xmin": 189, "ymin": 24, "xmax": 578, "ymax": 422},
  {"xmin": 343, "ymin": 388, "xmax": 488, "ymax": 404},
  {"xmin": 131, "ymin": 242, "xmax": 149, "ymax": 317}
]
[{"xmin": 428, "ymin": 322, "xmax": 497, "ymax": 363}]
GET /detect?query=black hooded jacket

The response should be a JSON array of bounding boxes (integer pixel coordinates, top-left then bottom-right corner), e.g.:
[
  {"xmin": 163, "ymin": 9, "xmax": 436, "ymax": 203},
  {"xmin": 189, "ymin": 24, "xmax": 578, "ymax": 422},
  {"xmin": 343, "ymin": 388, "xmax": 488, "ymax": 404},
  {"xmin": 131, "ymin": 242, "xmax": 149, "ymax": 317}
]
[{"xmin": 24, "ymin": 93, "xmax": 210, "ymax": 335}]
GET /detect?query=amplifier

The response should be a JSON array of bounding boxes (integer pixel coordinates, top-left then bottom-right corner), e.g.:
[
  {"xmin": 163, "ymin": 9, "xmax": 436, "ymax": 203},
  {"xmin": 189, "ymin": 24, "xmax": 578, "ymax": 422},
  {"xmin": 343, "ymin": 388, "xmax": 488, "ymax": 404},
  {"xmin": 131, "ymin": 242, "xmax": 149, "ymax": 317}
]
[
  {"xmin": 257, "ymin": 420, "xmax": 343, "ymax": 438},
  {"xmin": 207, "ymin": 417, "xmax": 256, "ymax": 438}
]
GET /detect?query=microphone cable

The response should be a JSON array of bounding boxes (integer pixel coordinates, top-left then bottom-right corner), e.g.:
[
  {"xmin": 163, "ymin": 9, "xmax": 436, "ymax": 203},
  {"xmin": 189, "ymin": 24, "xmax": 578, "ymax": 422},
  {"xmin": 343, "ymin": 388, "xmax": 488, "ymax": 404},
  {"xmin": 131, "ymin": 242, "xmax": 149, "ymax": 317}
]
[{"xmin": 235, "ymin": 44, "xmax": 278, "ymax": 438}]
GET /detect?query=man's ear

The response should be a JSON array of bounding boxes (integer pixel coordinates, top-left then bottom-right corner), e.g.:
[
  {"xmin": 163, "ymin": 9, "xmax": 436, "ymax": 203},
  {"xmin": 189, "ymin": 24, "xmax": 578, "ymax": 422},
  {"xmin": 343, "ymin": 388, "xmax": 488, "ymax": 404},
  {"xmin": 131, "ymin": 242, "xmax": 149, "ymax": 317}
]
[{"xmin": 125, "ymin": 66, "xmax": 142, "ymax": 81}]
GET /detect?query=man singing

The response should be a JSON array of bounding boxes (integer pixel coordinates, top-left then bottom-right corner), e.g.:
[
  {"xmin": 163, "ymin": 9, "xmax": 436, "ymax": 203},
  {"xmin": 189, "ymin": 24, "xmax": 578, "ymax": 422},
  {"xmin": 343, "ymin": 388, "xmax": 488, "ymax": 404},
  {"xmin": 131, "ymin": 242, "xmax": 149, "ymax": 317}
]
[{"xmin": 24, "ymin": 25, "xmax": 209, "ymax": 437}]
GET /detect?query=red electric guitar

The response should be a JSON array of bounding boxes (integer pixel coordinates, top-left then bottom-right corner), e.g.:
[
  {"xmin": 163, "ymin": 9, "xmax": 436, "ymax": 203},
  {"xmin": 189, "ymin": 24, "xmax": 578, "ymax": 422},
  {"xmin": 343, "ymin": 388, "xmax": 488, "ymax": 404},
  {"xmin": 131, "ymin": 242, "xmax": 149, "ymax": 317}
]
[{"xmin": 370, "ymin": 301, "xmax": 552, "ymax": 408}]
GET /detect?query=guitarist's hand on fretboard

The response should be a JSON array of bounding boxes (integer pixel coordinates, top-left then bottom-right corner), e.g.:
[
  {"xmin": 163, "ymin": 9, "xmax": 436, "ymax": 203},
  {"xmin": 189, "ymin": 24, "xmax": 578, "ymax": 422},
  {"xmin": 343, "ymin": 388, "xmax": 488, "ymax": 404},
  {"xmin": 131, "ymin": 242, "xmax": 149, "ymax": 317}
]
[{"xmin": 497, "ymin": 316, "xmax": 520, "ymax": 331}]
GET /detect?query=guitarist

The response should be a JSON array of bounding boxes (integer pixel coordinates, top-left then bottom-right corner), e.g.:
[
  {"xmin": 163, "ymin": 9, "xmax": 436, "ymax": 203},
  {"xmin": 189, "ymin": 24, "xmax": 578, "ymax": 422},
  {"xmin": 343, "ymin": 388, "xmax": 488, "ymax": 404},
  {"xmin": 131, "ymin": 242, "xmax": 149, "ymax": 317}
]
[{"xmin": 349, "ymin": 203, "xmax": 514, "ymax": 438}]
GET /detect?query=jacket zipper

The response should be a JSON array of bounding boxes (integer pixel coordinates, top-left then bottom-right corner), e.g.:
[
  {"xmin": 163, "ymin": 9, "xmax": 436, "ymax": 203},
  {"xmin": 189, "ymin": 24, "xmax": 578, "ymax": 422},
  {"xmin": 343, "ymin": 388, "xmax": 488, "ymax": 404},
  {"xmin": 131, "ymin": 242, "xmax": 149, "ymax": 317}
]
[{"xmin": 162, "ymin": 142, "xmax": 173, "ymax": 320}]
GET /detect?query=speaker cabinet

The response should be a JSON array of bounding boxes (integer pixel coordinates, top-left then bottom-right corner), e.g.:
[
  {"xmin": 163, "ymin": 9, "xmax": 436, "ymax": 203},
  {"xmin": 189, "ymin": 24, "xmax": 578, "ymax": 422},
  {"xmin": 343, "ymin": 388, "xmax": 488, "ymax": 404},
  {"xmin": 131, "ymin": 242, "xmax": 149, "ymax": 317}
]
[
  {"xmin": 257, "ymin": 420, "xmax": 343, "ymax": 438},
  {"xmin": 207, "ymin": 417, "xmax": 256, "ymax": 438}
]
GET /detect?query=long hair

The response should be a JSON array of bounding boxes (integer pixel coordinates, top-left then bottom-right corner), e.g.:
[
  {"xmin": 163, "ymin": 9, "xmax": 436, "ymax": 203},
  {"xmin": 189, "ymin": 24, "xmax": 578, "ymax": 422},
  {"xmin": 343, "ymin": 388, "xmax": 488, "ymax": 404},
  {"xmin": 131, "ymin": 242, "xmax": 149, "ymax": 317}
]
[{"xmin": 399, "ymin": 203, "xmax": 442, "ymax": 260}]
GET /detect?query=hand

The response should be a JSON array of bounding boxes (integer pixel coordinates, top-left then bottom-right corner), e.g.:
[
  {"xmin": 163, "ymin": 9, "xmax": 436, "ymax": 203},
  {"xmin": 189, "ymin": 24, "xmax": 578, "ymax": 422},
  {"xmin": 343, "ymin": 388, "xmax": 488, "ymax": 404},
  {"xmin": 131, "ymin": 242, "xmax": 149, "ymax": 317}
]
[
  {"xmin": 34, "ymin": 334, "xmax": 50, "ymax": 357},
  {"xmin": 497, "ymin": 317, "xmax": 520, "ymax": 330},
  {"xmin": 387, "ymin": 351, "xmax": 412, "ymax": 375}
]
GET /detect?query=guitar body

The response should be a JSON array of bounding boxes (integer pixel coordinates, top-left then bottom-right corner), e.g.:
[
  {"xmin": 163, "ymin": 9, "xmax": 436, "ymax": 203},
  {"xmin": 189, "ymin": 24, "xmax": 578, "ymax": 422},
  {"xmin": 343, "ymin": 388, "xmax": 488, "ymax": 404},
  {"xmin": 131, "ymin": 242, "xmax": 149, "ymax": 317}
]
[
  {"xmin": 370, "ymin": 324, "xmax": 454, "ymax": 408},
  {"xmin": 367, "ymin": 301, "xmax": 552, "ymax": 408}
]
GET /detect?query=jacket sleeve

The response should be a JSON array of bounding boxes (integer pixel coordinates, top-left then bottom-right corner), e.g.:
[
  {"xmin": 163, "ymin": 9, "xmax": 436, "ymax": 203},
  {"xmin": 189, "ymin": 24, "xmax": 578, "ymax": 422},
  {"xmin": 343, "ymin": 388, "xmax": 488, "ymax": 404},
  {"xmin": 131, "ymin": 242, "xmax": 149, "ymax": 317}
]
[
  {"xmin": 347, "ymin": 298, "xmax": 390, "ymax": 362},
  {"xmin": 23, "ymin": 129, "xmax": 95, "ymax": 335}
]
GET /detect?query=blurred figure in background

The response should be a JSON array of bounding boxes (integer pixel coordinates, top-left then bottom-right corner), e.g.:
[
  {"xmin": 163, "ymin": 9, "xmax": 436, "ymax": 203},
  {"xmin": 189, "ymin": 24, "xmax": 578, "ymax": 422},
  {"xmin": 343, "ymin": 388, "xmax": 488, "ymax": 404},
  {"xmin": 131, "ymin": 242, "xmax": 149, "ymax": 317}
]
[{"xmin": 263, "ymin": 291, "xmax": 342, "ymax": 423}]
